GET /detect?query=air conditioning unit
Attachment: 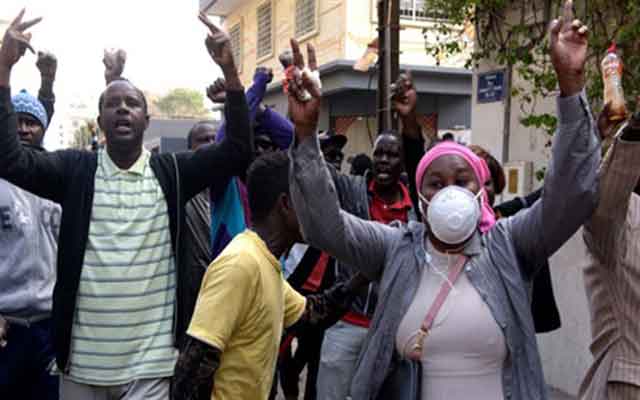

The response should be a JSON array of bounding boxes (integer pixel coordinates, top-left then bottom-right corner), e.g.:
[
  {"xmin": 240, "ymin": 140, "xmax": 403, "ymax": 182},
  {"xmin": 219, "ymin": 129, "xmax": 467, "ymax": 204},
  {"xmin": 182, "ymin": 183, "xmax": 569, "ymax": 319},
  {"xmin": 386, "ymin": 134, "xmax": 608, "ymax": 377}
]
[{"xmin": 502, "ymin": 161, "xmax": 533, "ymax": 202}]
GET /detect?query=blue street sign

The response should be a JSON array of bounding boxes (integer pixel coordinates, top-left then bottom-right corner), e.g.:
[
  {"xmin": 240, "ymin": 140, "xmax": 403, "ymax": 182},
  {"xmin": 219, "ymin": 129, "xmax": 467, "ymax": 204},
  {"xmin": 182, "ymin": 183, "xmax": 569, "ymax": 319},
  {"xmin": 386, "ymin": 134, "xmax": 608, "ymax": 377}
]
[{"xmin": 477, "ymin": 71, "xmax": 505, "ymax": 103}]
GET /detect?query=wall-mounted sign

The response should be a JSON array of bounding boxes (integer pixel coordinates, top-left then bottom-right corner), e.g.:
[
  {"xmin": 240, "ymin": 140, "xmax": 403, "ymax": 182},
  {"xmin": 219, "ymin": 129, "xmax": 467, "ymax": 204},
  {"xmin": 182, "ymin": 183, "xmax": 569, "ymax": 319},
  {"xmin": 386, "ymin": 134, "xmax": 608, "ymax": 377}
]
[{"xmin": 477, "ymin": 71, "xmax": 505, "ymax": 103}]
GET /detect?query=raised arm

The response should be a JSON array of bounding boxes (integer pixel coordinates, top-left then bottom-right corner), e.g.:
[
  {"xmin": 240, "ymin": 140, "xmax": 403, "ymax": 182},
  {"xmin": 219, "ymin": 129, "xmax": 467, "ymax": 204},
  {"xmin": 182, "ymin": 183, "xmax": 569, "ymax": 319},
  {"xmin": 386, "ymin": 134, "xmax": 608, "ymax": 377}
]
[
  {"xmin": 179, "ymin": 14, "xmax": 253, "ymax": 201},
  {"xmin": 212, "ymin": 67, "xmax": 269, "ymax": 142},
  {"xmin": 36, "ymin": 50, "xmax": 56, "ymax": 122},
  {"xmin": 393, "ymin": 71, "xmax": 428, "ymax": 215},
  {"xmin": 510, "ymin": 2, "xmax": 600, "ymax": 277},
  {"xmin": 584, "ymin": 113, "xmax": 640, "ymax": 264},
  {"xmin": 287, "ymin": 39, "xmax": 397, "ymax": 281},
  {"xmin": 287, "ymin": 272, "xmax": 369, "ymax": 333},
  {"xmin": 0, "ymin": 10, "xmax": 67, "ymax": 202},
  {"xmin": 213, "ymin": 67, "xmax": 294, "ymax": 149}
]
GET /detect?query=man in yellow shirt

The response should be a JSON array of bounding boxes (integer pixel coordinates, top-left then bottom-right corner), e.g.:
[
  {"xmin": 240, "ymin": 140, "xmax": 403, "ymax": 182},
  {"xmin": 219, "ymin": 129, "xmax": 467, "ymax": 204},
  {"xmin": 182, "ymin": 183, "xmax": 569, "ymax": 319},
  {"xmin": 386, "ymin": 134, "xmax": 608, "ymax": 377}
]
[{"xmin": 172, "ymin": 151, "xmax": 365, "ymax": 400}]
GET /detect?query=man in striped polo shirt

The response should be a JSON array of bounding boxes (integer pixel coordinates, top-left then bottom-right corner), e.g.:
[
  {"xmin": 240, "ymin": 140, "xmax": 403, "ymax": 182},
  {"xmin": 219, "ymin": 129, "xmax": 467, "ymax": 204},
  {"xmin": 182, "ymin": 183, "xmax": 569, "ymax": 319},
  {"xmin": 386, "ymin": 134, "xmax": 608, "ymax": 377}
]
[{"xmin": 0, "ymin": 11, "xmax": 253, "ymax": 399}]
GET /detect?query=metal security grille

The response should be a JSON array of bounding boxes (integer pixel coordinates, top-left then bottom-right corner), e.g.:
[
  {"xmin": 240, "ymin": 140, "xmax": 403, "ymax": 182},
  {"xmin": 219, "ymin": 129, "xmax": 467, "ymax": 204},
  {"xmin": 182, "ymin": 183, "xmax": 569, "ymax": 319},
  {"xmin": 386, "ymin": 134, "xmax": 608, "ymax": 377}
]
[
  {"xmin": 257, "ymin": 2, "xmax": 272, "ymax": 59},
  {"xmin": 295, "ymin": 0, "xmax": 316, "ymax": 38},
  {"xmin": 229, "ymin": 24, "xmax": 242, "ymax": 68}
]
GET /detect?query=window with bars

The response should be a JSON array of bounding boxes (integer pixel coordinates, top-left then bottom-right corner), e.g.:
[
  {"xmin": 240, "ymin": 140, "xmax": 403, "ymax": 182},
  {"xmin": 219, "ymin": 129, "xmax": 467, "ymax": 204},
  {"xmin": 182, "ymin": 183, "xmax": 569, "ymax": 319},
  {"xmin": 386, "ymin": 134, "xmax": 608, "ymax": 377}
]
[
  {"xmin": 257, "ymin": 2, "xmax": 273, "ymax": 59},
  {"xmin": 295, "ymin": 0, "xmax": 316, "ymax": 38},
  {"xmin": 399, "ymin": 0, "xmax": 444, "ymax": 21},
  {"xmin": 229, "ymin": 24, "xmax": 242, "ymax": 70}
]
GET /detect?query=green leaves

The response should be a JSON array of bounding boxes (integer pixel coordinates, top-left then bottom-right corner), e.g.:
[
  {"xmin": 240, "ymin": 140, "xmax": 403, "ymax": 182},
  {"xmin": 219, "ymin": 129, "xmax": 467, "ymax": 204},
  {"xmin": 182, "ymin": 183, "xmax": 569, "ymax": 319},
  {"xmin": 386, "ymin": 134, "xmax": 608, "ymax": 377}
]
[
  {"xmin": 520, "ymin": 113, "xmax": 558, "ymax": 137},
  {"xmin": 423, "ymin": 0, "xmax": 640, "ymax": 182},
  {"xmin": 153, "ymin": 88, "xmax": 210, "ymax": 119}
]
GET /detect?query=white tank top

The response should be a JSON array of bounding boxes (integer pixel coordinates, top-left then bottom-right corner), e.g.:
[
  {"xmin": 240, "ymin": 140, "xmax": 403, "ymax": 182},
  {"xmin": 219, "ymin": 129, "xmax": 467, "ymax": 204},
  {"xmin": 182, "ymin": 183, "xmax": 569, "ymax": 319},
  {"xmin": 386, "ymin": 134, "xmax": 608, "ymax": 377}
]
[{"xmin": 395, "ymin": 242, "xmax": 507, "ymax": 400}]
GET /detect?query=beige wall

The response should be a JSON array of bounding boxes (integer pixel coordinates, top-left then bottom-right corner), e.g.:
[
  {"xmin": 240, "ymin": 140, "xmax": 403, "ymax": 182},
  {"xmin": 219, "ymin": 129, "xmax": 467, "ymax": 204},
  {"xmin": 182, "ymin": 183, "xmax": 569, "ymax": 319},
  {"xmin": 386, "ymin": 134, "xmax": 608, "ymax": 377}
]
[
  {"xmin": 221, "ymin": 0, "xmax": 472, "ymax": 85},
  {"xmin": 344, "ymin": 0, "xmax": 471, "ymax": 67},
  {"xmin": 222, "ymin": 0, "xmax": 347, "ymax": 85}
]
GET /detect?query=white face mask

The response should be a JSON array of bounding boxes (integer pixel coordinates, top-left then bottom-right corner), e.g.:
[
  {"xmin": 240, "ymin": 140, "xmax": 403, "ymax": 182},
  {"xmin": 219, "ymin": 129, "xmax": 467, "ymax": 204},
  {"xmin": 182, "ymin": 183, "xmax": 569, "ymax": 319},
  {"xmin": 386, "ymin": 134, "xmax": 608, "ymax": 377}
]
[{"xmin": 419, "ymin": 186, "xmax": 482, "ymax": 245}]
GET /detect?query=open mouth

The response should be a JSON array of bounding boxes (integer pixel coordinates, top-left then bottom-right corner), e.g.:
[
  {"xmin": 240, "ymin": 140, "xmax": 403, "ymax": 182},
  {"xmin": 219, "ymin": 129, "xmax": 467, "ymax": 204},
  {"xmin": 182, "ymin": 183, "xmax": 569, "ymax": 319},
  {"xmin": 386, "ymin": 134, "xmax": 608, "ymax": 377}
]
[
  {"xmin": 375, "ymin": 166, "xmax": 392, "ymax": 179},
  {"xmin": 114, "ymin": 119, "xmax": 132, "ymax": 132}
]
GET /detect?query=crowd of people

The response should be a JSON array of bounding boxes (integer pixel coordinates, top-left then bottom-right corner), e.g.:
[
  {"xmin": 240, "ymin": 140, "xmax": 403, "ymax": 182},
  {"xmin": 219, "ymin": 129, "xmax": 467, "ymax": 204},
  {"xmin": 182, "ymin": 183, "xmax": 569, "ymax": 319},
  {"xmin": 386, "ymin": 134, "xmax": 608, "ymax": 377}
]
[{"xmin": 1, "ymin": 2, "xmax": 640, "ymax": 400}]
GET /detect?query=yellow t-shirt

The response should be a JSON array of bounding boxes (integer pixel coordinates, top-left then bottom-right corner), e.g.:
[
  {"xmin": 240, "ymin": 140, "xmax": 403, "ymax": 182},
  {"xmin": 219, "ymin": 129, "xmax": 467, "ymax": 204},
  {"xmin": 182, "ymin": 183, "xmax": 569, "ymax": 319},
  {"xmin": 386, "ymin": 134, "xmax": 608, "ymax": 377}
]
[{"xmin": 187, "ymin": 230, "xmax": 306, "ymax": 400}]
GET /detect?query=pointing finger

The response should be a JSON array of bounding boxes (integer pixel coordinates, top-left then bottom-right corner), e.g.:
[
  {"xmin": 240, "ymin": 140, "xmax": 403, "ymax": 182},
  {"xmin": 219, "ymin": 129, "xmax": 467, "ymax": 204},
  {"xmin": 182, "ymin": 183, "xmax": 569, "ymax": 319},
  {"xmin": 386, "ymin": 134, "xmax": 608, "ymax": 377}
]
[
  {"xmin": 549, "ymin": 18, "xmax": 561, "ymax": 40},
  {"xmin": 17, "ymin": 17, "xmax": 42, "ymax": 32},
  {"xmin": 291, "ymin": 39, "xmax": 304, "ymax": 69},
  {"xmin": 562, "ymin": 0, "xmax": 575, "ymax": 25},
  {"xmin": 307, "ymin": 43, "xmax": 318, "ymax": 71},
  {"xmin": 199, "ymin": 12, "xmax": 219, "ymax": 33},
  {"xmin": 10, "ymin": 8, "xmax": 26, "ymax": 28}
]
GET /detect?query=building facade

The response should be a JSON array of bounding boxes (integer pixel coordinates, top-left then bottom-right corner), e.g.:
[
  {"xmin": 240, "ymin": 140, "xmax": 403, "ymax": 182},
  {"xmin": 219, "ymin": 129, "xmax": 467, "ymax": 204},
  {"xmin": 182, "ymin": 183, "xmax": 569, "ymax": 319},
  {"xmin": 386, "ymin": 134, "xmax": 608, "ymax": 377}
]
[{"xmin": 201, "ymin": 0, "xmax": 473, "ymax": 163}]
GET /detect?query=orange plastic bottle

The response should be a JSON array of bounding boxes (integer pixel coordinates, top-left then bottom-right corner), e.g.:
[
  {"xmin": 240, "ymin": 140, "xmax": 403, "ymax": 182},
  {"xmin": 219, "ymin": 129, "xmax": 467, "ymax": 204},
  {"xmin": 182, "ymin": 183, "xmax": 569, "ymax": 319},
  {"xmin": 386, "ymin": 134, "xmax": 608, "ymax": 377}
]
[{"xmin": 601, "ymin": 43, "xmax": 628, "ymax": 121}]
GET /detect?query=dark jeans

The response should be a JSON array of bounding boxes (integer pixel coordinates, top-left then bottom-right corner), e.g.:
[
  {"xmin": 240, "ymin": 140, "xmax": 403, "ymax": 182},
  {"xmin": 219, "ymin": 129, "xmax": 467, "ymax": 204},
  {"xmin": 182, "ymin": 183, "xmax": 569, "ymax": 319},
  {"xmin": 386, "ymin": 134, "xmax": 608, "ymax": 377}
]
[
  {"xmin": 0, "ymin": 318, "xmax": 58, "ymax": 400},
  {"xmin": 270, "ymin": 329, "xmax": 324, "ymax": 400}
]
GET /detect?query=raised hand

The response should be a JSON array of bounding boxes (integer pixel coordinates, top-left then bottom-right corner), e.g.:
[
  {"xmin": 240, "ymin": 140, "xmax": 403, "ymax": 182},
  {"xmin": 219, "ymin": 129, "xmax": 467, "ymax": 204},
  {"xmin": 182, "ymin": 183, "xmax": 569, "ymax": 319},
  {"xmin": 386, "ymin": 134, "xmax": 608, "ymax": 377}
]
[
  {"xmin": 549, "ymin": 0, "xmax": 589, "ymax": 97},
  {"xmin": 279, "ymin": 50, "xmax": 294, "ymax": 69},
  {"xmin": 103, "ymin": 48, "xmax": 127, "ymax": 85},
  {"xmin": 392, "ymin": 71, "xmax": 417, "ymax": 118},
  {"xmin": 199, "ymin": 12, "xmax": 235, "ymax": 70},
  {"xmin": 198, "ymin": 12, "xmax": 242, "ymax": 90},
  {"xmin": 206, "ymin": 78, "xmax": 227, "ymax": 104},
  {"xmin": 36, "ymin": 51, "xmax": 57, "ymax": 82},
  {"xmin": 287, "ymin": 39, "xmax": 321, "ymax": 140},
  {"xmin": 0, "ymin": 9, "xmax": 41, "ymax": 79},
  {"xmin": 255, "ymin": 66, "xmax": 274, "ymax": 83}
]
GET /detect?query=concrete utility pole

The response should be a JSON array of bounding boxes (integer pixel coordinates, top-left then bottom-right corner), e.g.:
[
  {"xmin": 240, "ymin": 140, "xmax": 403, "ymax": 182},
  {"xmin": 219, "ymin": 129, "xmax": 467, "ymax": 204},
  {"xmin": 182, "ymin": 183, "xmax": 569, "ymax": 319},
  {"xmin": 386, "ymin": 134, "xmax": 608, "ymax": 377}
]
[{"xmin": 377, "ymin": 0, "xmax": 400, "ymax": 133}]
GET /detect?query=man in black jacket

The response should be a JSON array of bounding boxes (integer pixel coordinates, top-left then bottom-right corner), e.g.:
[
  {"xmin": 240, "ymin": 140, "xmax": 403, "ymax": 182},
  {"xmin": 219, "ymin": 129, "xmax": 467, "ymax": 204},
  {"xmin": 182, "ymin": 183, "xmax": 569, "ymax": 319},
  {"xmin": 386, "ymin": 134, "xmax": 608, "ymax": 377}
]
[{"xmin": 0, "ymin": 10, "xmax": 253, "ymax": 399}]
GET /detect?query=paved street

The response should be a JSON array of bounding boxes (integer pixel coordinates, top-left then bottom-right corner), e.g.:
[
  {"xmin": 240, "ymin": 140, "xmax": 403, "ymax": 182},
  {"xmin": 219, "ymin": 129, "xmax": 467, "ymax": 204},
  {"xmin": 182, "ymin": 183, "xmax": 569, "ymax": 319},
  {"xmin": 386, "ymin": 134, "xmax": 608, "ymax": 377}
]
[{"xmin": 550, "ymin": 388, "xmax": 576, "ymax": 400}]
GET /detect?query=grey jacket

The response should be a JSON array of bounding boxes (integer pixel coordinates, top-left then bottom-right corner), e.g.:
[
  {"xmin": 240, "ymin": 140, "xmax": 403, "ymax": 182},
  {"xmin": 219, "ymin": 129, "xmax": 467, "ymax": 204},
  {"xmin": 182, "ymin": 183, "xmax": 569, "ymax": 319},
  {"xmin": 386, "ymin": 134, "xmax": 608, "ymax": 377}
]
[
  {"xmin": 330, "ymin": 168, "xmax": 417, "ymax": 319},
  {"xmin": 0, "ymin": 178, "xmax": 60, "ymax": 317},
  {"xmin": 290, "ymin": 91, "xmax": 600, "ymax": 400}
]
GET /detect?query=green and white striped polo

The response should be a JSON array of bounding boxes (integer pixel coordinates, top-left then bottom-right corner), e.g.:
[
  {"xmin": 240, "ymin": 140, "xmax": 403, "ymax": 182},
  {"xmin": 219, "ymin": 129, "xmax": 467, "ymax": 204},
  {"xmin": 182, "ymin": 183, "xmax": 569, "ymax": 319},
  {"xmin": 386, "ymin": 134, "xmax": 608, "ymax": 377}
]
[{"xmin": 68, "ymin": 148, "xmax": 177, "ymax": 385}]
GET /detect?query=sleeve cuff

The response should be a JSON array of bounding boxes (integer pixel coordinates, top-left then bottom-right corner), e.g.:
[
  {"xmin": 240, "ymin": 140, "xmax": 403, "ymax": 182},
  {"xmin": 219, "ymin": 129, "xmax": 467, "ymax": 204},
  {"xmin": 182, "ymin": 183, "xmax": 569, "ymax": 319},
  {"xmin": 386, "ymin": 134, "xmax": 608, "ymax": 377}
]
[
  {"xmin": 186, "ymin": 328, "xmax": 226, "ymax": 352},
  {"xmin": 291, "ymin": 135, "xmax": 322, "ymax": 160},
  {"xmin": 557, "ymin": 89, "xmax": 589, "ymax": 125},
  {"xmin": 253, "ymin": 72, "xmax": 270, "ymax": 86},
  {"xmin": 225, "ymin": 89, "xmax": 246, "ymax": 106}
]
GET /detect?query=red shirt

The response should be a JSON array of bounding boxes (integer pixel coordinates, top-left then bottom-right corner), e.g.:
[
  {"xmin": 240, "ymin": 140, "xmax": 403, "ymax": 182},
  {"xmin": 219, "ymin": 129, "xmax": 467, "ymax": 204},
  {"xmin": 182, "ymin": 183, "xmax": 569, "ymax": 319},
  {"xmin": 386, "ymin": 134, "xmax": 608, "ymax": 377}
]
[
  {"xmin": 368, "ymin": 180, "xmax": 413, "ymax": 224},
  {"xmin": 342, "ymin": 181, "xmax": 413, "ymax": 328}
]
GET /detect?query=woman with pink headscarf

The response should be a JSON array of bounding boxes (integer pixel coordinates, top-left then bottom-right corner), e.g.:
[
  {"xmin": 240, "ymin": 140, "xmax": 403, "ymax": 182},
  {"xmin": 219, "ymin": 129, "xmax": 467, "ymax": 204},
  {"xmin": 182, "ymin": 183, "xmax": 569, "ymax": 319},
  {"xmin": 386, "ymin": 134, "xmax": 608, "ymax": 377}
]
[{"xmin": 288, "ymin": 5, "xmax": 598, "ymax": 399}]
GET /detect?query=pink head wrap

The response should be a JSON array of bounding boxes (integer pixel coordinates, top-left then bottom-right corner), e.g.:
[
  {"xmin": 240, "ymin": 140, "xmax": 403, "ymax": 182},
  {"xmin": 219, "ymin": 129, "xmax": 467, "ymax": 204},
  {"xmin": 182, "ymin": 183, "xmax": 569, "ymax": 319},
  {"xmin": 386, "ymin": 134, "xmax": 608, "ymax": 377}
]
[{"xmin": 415, "ymin": 141, "xmax": 496, "ymax": 233}]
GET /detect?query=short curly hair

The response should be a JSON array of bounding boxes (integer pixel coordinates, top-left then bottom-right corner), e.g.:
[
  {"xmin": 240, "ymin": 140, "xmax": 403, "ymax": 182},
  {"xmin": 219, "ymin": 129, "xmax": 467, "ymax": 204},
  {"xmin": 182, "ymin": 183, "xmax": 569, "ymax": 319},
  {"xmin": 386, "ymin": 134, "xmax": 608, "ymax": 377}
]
[
  {"xmin": 98, "ymin": 78, "xmax": 148, "ymax": 114},
  {"xmin": 247, "ymin": 151, "xmax": 290, "ymax": 222}
]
